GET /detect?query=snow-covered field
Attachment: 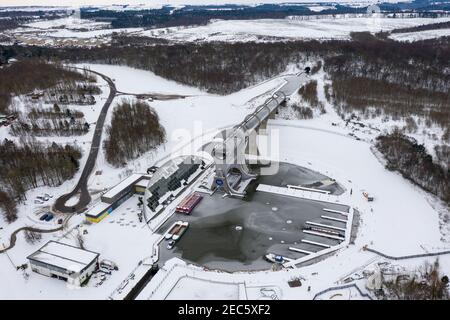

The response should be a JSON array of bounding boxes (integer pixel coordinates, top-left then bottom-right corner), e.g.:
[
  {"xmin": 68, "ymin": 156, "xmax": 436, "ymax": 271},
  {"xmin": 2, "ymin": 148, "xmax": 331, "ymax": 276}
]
[
  {"xmin": 81, "ymin": 63, "xmax": 289, "ymax": 192},
  {"xmin": 137, "ymin": 76, "xmax": 450, "ymax": 300},
  {"xmin": 81, "ymin": 64, "xmax": 204, "ymax": 95},
  {"xmin": 7, "ymin": 14, "xmax": 450, "ymax": 47},
  {"xmin": 0, "ymin": 62, "xmax": 296, "ymax": 299},
  {"xmin": 0, "ymin": 195, "xmax": 160, "ymax": 299},
  {"xmin": 165, "ymin": 277, "xmax": 240, "ymax": 300},
  {"xmin": 142, "ymin": 17, "xmax": 450, "ymax": 42},
  {"xmin": 390, "ymin": 28, "xmax": 450, "ymax": 41},
  {"xmin": 47, "ymin": 27, "xmax": 143, "ymax": 39},
  {"xmin": 1, "ymin": 61, "xmax": 448, "ymax": 300},
  {"xmin": 25, "ymin": 16, "xmax": 109, "ymax": 30},
  {"xmin": 0, "ymin": 1, "xmax": 415, "ymax": 8},
  {"xmin": 272, "ymin": 121, "xmax": 443, "ymax": 254}
]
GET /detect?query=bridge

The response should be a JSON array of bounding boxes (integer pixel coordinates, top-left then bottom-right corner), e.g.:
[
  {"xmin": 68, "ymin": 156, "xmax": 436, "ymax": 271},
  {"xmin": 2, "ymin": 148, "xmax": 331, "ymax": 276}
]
[{"xmin": 211, "ymin": 68, "xmax": 310, "ymax": 197}]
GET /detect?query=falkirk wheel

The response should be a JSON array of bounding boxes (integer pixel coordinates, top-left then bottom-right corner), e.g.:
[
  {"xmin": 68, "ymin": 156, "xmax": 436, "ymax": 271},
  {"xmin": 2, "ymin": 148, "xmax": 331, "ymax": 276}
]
[{"xmin": 211, "ymin": 91, "xmax": 286, "ymax": 197}]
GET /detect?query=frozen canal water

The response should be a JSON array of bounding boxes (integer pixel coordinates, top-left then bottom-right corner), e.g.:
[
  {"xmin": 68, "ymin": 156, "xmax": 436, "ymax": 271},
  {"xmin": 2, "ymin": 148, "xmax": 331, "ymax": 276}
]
[
  {"xmin": 256, "ymin": 162, "xmax": 345, "ymax": 195},
  {"xmin": 157, "ymin": 163, "xmax": 349, "ymax": 272}
]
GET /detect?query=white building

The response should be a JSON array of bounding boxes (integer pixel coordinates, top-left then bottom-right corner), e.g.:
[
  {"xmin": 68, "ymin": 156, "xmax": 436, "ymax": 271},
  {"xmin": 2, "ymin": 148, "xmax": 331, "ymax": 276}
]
[{"xmin": 27, "ymin": 241, "xmax": 99, "ymax": 286}]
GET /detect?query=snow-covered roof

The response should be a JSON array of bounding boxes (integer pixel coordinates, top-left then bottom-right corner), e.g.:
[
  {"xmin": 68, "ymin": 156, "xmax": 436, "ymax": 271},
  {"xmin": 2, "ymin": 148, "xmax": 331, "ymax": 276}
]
[
  {"xmin": 84, "ymin": 201, "xmax": 111, "ymax": 218},
  {"xmin": 101, "ymin": 173, "xmax": 148, "ymax": 201},
  {"xmin": 135, "ymin": 179, "xmax": 149, "ymax": 188},
  {"xmin": 27, "ymin": 241, "xmax": 99, "ymax": 274}
]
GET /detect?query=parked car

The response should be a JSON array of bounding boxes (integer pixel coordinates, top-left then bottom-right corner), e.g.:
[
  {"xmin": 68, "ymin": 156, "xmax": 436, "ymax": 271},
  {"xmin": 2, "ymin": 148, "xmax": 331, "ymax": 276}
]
[
  {"xmin": 147, "ymin": 166, "xmax": 159, "ymax": 174},
  {"xmin": 36, "ymin": 196, "xmax": 49, "ymax": 202},
  {"xmin": 44, "ymin": 214, "xmax": 54, "ymax": 222},
  {"xmin": 34, "ymin": 200, "xmax": 44, "ymax": 205},
  {"xmin": 100, "ymin": 259, "xmax": 118, "ymax": 271},
  {"xmin": 100, "ymin": 264, "xmax": 114, "ymax": 271},
  {"xmin": 264, "ymin": 253, "xmax": 285, "ymax": 264},
  {"xmin": 167, "ymin": 240, "xmax": 176, "ymax": 250},
  {"xmin": 98, "ymin": 268, "xmax": 112, "ymax": 275},
  {"xmin": 44, "ymin": 193, "xmax": 53, "ymax": 198},
  {"xmin": 39, "ymin": 214, "xmax": 48, "ymax": 221}
]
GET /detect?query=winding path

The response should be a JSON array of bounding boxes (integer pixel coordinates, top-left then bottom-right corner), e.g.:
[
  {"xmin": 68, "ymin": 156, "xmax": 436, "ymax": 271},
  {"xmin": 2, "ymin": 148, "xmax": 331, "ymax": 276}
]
[
  {"xmin": 54, "ymin": 68, "xmax": 117, "ymax": 214},
  {"xmin": 53, "ymin": 68, "xmax": 193, "ymax": 214},
  {"xmin": 0, "ymin": 71, "xmax": 314, "ymax": 253},
  {"xmin": 0, "ymin": 226, "xmax": 62, "ymax": 253}
]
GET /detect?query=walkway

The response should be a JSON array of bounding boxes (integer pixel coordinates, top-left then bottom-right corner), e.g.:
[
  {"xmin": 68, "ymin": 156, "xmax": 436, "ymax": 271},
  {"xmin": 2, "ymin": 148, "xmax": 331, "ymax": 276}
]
[{"xmin": 54, "ymin": 68, "xmax": 117, "ymax": 214}]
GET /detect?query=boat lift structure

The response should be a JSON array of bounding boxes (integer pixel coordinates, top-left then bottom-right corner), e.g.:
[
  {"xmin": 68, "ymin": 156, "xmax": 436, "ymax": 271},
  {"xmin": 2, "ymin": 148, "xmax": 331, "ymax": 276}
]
[{"xmin": 211, "ymin": 68, "xmax": 310, "ymax": 197}]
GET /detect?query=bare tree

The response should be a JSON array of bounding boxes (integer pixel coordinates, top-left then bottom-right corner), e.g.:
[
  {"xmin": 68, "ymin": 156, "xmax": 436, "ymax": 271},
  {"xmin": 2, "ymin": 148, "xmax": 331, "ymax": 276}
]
[
  {"xmin": 0, "ymin": 190, "xmax": 17, "ymax": 223},
  {"xmin": 76, "ymin": 231, "xmax": 85, "ymax": 250},
  {"xmin": 104, "ymin": 99, "xmax": 166, "ymax": 167},
  {"xmin": 24, "ymin": 229, "xmax": 42, "ymax": 245},
  {"xmin": 382, "ymin": 260, "xmax": 449, "ymax": 300}
]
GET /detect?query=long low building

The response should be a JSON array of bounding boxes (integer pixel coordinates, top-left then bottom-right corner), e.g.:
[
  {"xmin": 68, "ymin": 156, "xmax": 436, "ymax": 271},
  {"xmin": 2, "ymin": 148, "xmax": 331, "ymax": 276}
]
[
  {"xmin": 27, "ymin": 241, "xmax": 99, "ymax": 286},
  {"xmin": 145, "ymin": 156, "xmax": 204, "ymax": 213},
  {"xmin": 101, "ymin": 173, "xmax": 151, "ymax": 204},
  {"xmin": 85, "ymin": 173, "xmax": 151, "ymax": 223}
]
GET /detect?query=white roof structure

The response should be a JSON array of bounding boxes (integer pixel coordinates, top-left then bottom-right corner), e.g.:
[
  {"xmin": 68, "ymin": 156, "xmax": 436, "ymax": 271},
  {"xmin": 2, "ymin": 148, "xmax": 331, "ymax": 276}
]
[
  {"xmin": 27, "ymin": 241, "xmax": 99, "ymax": 274},
  {"xmin": 85, "ymin": 201, "xmax": 111, "ymax": 218},
  {"xmin": 102, "ymin": 173, "xmax": 144, "ymax": 200},
  {"xmin": 135, "ymin": 179, "xmax": 149, "ymax": 188}
]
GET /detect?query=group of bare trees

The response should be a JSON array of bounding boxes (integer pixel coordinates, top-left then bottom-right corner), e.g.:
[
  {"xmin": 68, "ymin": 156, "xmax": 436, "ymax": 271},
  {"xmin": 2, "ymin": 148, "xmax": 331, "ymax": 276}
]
[
  {"xmin": 375, "ymin": 130, "xmax": 449, "ymax": 204},
  {"xmin": 9, "ymin": 41, "xmax": 315, "ymax": 95},
  {"xmin": 104, "ymin": 99, "xmax": 166, "ymax": 167},
  {"xmin": 297, "ymin": 80, "xmax": 325, "ymax": 114},
  {"xmin": 0, "ymin": 59, "xmax": 102, "ymax": 223},
  {"xmin": 382, "ymin": 260, "xmax": 449, "ymax": 300},
  {"xmin": 323, "ymin": 33, "xmax": 450, "ymax": 131},
  {"xmin": 0, "ymin": 138, "xmax": 82, "ymax": 201},
  {"xmin": 10, "ymin": 105, "xmax": 89, "ymax": 137},
  {"xmin": 434, "ymin": 144, "xmax": 449, "ymax": 170},
  {"xmin": 286, "ymin": 80, "xmax": 325, "ymax": 120},
  {"xmin": 390, "ymin": 20, "xmax": 450, "ymax": 34},
  {"xmin": 0, "ymin": 190, "xmax": 18, "ymax": 223},
  {"xmin": 0, "ymin": 58, "xmax": 89, "ymax": 114},
  {"xmin": 3, "ymin": 33, "xmax": 450, "ymax": 100},
  {"xmin": 24, "ymin": 230, "xmax": 42, "ymax": 245},
  {"xmin": 0, "ymin": 34, "xmax": 448, "ymax": 204},
  {"xmin": 10, "ymin": 118, "xmax": 89, "ymax": 137},
  {"xmin": 45, "ymin": 81, "xmax": 100, "ymax": 105},
  {"xmin": 328, "ymin": 76, "xmax": 450, "ymax": 128}
]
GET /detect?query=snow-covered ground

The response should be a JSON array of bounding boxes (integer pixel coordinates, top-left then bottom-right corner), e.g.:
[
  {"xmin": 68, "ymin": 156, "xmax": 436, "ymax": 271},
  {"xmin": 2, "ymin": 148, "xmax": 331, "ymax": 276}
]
[
  {"xmin": 0, "ymin": 195, "xmax": 160, "ymax": 299},
  {"xmin": 81, "ymin": 63, "xmax": 290, "ymax": 194},
  {"xmin": 0, "ymin": 72, "xmax": 110, "ymax": 247},
  {"xmin": 136, "ymin": 65, "xmax": 449, "ymax": 300},
  {"xmin": 135, "ymin": 68, "xmax": 450, "ymax": 300},
  {"xmin": 0, "ymin": 62, "xmax": 298, "ymax": 299},
  {"xmin": 165, "ymin": 277, "xmax": 240, "ymax": 300},
  {"xmin": 81, "ymin": 64, "xmax": 204, "ymax": 95},
  {"xmin": 390, "ymin": 28, "xmax": 450, "ymax": 41},
  {"xmin": 271, "ymin": 120, "xmax": 443, "ymax": 254},
  {"xmin": 141, "ymin": 17, "xmax": 450, "ymax": 42},
  {"xmin": 47, "ymin": 27, "xmax": 143, "ymax": 39},
  {"xmin": 1, "ymin": 61, "xmax": 448, "ymax": 300},
  {"xmin": 7, "ymin": 14, "xmax": 450, "ymax": 47},
  {"xmin": 308, "ymin": 5, "xmax": 337, "ymax": 12},
  {"xmin": 24, "ymin": 16, "xmax": 109, "ymax": 30}
]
